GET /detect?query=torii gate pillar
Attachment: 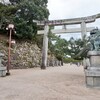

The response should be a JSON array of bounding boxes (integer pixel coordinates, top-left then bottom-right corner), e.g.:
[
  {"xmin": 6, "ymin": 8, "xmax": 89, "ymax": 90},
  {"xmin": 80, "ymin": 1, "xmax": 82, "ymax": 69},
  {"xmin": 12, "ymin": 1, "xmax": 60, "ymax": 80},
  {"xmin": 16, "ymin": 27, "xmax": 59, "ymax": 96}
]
[
  {"xmin": 41, "ymin": 25, "xmax": 49, "ymax": 69},
  {"xmin": 81, "ymin": 21, "xmax": 87, "ymax": 38}
]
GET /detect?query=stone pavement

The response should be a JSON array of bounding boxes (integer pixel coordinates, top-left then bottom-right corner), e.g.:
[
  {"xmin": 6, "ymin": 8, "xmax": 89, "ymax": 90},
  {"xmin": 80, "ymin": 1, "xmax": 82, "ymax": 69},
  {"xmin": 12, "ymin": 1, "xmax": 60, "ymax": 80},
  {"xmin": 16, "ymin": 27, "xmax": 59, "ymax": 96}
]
[{"xmin": 0, "ymin": 64, "xmax": 100, "ymax": 100}]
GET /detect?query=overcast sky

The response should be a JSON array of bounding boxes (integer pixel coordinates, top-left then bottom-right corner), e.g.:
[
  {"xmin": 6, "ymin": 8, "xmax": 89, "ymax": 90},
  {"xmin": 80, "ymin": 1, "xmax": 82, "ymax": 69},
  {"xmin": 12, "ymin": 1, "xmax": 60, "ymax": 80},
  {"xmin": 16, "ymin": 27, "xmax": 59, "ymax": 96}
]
[{"xmin": 47, "ymin": 0, "xmax": 100, "ymax": 40}]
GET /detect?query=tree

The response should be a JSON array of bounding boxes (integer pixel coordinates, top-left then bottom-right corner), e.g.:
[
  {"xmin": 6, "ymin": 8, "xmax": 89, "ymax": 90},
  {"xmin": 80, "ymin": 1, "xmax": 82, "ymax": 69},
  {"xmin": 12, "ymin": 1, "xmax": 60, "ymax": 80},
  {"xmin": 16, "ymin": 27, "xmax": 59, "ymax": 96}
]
[
  {"xmin": 0, "ymin": 0, "xmax": 49, "ymax": 39},
  {"xmin": 48, "ymin": 34, "xmax": 88, "ymax": 62},
  {"xmin": 68, "ymin": 36, "xmax": 90, "ymax": 60},
  {"xmin": 68, "ymin": 38, "xmax": 83, "ymax": 58},
  {"xmin": 48, "ymin": 32, "xmax": 69, "ymax": 61}
]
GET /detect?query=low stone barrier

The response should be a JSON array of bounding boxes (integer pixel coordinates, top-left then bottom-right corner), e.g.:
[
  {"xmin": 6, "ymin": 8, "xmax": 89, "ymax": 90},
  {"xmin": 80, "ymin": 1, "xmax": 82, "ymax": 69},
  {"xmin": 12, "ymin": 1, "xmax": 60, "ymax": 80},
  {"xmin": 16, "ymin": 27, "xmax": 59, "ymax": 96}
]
[
  {"xmin": 47, "ymin": 60, "xmax": 62, "ymax": 67},
  {"xmin": 0, "ymin": 53, "xmax": 6, "ymax": 77}
]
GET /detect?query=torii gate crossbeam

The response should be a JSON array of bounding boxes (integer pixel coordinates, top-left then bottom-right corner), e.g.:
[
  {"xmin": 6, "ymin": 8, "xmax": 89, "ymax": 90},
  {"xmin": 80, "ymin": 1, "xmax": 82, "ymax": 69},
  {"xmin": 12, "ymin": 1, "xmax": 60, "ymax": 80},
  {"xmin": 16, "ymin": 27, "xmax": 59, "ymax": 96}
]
[{"xmin": 38, "ymin": 27, "xmax": 94, "ymax": 35}]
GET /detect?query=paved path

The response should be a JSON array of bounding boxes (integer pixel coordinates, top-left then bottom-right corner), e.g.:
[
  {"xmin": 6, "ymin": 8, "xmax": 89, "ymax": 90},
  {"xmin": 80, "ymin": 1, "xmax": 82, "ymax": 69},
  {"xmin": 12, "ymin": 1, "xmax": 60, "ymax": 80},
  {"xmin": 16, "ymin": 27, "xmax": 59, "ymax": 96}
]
[{"xmin": 0, "ymin": 64, "xmax": 100, "ymax": 100}]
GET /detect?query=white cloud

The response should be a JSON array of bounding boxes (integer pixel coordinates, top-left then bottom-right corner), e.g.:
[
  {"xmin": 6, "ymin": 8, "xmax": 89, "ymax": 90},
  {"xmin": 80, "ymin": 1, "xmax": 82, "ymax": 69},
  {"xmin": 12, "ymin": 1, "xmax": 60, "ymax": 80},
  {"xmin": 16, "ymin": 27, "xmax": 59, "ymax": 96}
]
[
  {"xmin": 48, "ymin": 0, "xmax": 100, "ymax": 19},
  {"xmin": 47, "ymin": 0, "xmax": 100, "ymax": 40},
  {"xmin": 48, "ymin": 0, "xmax": 82, "ymax": 19}
]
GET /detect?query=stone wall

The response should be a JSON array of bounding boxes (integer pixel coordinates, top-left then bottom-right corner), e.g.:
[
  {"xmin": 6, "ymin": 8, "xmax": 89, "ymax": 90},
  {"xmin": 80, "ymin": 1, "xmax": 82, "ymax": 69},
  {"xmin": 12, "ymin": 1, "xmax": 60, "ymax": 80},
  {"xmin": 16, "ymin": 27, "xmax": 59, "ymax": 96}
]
[
  {"xmin": 0, "ymin": 39, "xmax": 42, "ymax": 69},
  {"xmin": 0, "ymin": 35, "xmax": 62, "ymax": 69}
]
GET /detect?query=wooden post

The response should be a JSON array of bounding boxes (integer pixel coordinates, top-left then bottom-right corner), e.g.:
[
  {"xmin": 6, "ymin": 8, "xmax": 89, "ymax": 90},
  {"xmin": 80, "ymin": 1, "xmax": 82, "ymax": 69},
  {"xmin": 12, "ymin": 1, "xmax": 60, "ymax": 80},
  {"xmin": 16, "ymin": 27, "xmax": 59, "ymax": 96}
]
[
  {"xmin": 41, "ymin": 25, "xmax": 49, "ymax": 69},
  {"xmin": 56, "ymin": 61, "xmax": 58, "ymax": 67},
  {"xmin": 59, "ymin": 61, "xmax": 61, "ymax": 66},
  {"xmin": 81, "ymin": 21, "xmax": 86, "ymax": 39},
  {"xmin": 7, "ymin": 29, "xmax": 12, "ymax": 75},
  {"xmin": 47, "ymin": 60, "xmax": 49, "ymax": 67}
]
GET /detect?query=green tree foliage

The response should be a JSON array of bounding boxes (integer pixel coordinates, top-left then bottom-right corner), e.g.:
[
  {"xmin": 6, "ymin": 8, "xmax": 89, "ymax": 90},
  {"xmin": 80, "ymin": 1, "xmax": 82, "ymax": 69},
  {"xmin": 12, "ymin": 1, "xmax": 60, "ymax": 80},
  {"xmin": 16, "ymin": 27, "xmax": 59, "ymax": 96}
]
[
  {"xmin": 73, "ymin": 36, "xmax": 90, "ymax": 60},
  {"xmin": 0, "ymin": 0, "xmax": 49, "ymax": 39},
  {"xmin": 48, "ymin": 32, "xmax": 88, "ymax": 62},
  {"xmin": 68, "ymin": 37, "xmax": 84, "ymax": 58},
  {"xmin": 48, "ymin": 32, "xmax": 69, "ymax": 61}
]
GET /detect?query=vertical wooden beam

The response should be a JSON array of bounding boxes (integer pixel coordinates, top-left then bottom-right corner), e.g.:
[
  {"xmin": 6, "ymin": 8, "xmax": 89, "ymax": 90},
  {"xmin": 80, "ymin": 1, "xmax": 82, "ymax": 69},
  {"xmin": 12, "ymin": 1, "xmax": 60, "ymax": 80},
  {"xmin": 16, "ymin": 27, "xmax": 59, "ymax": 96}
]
[
  {"xmin": 41, "ymin": 25, "xmax": 49, "ymax": 69},
  {"xmin": 81, "ymin": 21, "xmax": 86, "ymax": 39},
  {"xmin": 52, "ymin": 57, "xmax": 55, "ymax": 67}
]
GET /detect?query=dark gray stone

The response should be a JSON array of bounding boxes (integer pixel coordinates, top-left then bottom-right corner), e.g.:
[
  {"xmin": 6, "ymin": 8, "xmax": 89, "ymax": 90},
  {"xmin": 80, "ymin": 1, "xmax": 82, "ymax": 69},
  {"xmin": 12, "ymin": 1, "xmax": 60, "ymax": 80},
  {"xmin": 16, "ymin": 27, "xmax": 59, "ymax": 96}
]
[
  {"xmin": 0, "ymin": 53, "xmax": 6, "ymax": 77},
  {"xmin": 86, "ymin": 76, "xmax": 100, "ymax": 87},
  {"xmin": 85, "ymin": 51, "xmax": 100, "ymax": 87},
  {"xmin": 86, "ymin": 77, "xmax": 94, "ymax": 86},
  {"xmin": 85, "ymin": 70, "xmax": 100, "ymax": 77},
  {"xmin": 0, "ymin": 67, "xmax": 6, "ymax": 77}
]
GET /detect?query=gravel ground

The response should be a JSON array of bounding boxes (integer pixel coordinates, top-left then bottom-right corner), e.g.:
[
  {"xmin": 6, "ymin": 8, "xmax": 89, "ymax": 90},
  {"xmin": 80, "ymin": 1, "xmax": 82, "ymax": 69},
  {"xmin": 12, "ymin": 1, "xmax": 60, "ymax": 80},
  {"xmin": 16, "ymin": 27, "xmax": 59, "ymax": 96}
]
[{"xmin": 0, "ymin": 64, "xmax": 100, "ymax": 100}]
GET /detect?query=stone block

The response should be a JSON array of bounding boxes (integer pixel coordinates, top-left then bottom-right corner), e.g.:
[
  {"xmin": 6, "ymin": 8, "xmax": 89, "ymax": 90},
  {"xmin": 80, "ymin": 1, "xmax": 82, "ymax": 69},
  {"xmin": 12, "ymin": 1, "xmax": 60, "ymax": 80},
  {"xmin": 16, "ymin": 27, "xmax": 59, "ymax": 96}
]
[
  {"xmin": 90, "ymin": 56, "xmax": 100, "ymax": 67},
  {"xmin": 94, "ymin": 77, "xmax": 100, "ymax": 86},
  {"xmin": 86, "ymin": 77, "xmax": 94, "ymax": 86},
  {"xmin": 87, "ymin": 67, "xmax": 100, "ymax": 71},
  {"xmin": 84, "ymin": 51, "xmax": 100, "ymax": 87},
  {"xmin": 88, "ymin": 51, "xmax": 100, "ymax": 67},
  {"xmin": 88, "ymin": 51, "xmax": 100, "ymax": 56},
  {"xmin": 85, "ymin": 69, "xmax": 100, "ymax": 87},
  {"xmin": 0, "ymin": 67, "xmax": 6, "ymax": 77},
  {"xmin": 85, "ymin": 70, "xmax": 100, "ymax": 87},
  {"xmin": 85, "ymin": 70, "xmax": 100, "ymax": 76},
  {"xmin": 86, "ymin": 76, "xmax": 100, "ymax": 87}
]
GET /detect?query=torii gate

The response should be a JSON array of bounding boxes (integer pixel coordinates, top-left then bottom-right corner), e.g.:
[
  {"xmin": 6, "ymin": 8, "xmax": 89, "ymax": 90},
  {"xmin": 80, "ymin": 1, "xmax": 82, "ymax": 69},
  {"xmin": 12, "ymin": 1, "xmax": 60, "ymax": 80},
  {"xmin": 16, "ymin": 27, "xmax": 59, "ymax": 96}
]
[{"xmin": 35, "ymin": 13, "xmax": 100, "ymax": 69}]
